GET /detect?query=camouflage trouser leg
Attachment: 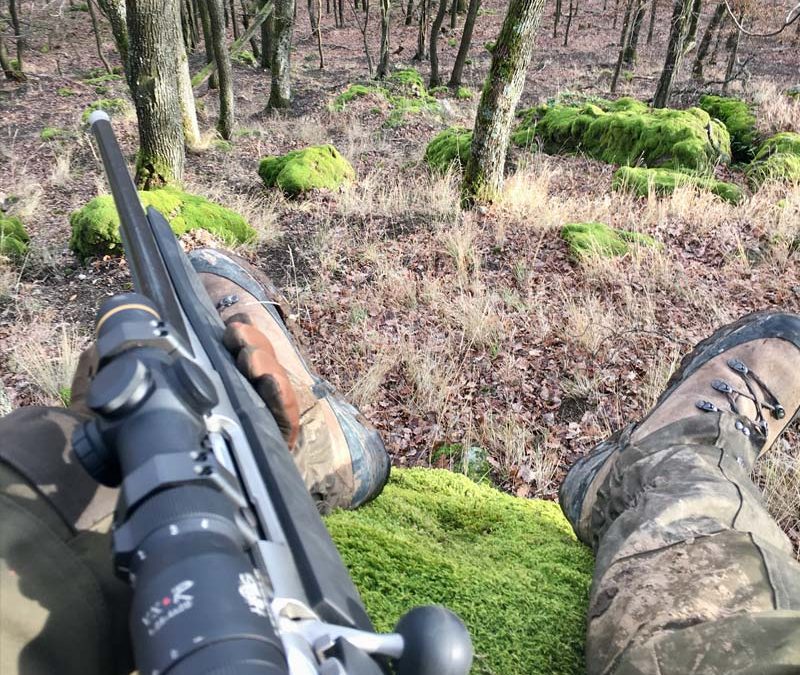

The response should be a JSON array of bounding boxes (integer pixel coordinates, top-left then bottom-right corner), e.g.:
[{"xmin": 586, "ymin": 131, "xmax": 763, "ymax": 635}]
[{"xmin": 580, "ymin": 414, "xmax": 800, "ymax": 674}]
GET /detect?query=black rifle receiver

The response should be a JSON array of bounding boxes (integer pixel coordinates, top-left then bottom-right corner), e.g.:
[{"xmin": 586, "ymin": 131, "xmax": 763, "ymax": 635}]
[{"xmin": 72, "ymin": 111, "xmax": 474, "ymax": 675}]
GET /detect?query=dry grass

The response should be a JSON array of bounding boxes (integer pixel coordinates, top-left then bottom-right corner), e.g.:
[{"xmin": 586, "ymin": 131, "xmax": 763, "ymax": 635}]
[
  {"xmin": 751, "ymin": 81, "xmax": 800, "ymax": 135},
  {"xmin": 11, "ymin": 323, "xmax": 85, "ymax": 406},
  {"xmin": 756, "ymin": 445, "xmax": 800, "ymax": 554},
  {"xmin": 49, "ymin": 147, "xmax": 72, "ymax": 187}
]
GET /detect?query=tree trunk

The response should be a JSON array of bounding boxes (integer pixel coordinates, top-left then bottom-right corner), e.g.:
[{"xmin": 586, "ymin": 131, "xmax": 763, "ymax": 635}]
[
  {"xmin": 721, "ymin": 21, "xmax": 740, "ymax": 93},
  {"xmin": 198, "ymin": 0, "xmax": 219, "ymax": 86},
  {"xmin": 691, "ymin": 0, "xmax": 724, "ymax": 77},
  {"xmin": 308, "ymin": 0, "xmax": 319, "ymax": 33},
  {"xmin": 261, "ymin": 0, "xmax": 273, "ymax": 67},
  {"xmin": 206, "ymin": 0, "xmax": 235, "ymax": 136},
  {"xmin": 685, "ymin": 0, "xmax": 702, "ymax": 47},
  {"xmin": 97, "ymin": 0, "xmax": 130, "ymax": 71},
  {"xmin": 709, "ymin": 8, "xmax": 727, "ymax": 62},
  {"xmin": 87, "ymin": 0, "xmax": 113, "ymax": 73},
  {"xmin": 646, "ymin": 0, "xmax": 658, "ymax": 44},
  {"xmin": 229, "ymin": 0, "xmax": 239, "ymax": 37},
  {"xmin": 316, "ymin": 0, "xmax": 324, "ymax": 67},
  {"xmin": 9, "ymin": 0, "xmax": 23, "ymax": 72},
  {"xmin": 653, "ymin": 0, "xmax": 693, "ymax": 108},
  {"xmin": 553, "ymin": 0, "xmax": 561, "ymax": 37},
  {"xmin": 463, "ymin": 0, "xmax": 546, "ymax": 202},
  {"xmin": 176, "ymin": 27, "xmax": 201, "ymax": 146},
  {"xmin": 268, "ymin": 0, "xmax": 295, "ymax": 108},
  {"xmin": 414, "ymin": 0, "xmax": 428, "ymax": 60},
  {"xmin": 189, "ymin": 0, "xmax": 201, "ymax": 46},
  {"xmin": 376, "ymin": 0, "xmax": 390, "ymax": 77},
  {"xmin": 240, "ymin": 0, "xmax": 261, "ymax": 60},
  {"xmin": 448, "ymin": 0, "xmax": 479, "ymax": 86},
  {"xmin": 126, "ymin": 0, "xmax": 185, "ymax": 187},
  {"xmin": 405, "ymin": 0, "xmax": 414, "ymax": 25},
  {"xmin": 562, "ymin": 0, "xmax": 576, "ymax": 47},
  {"xmin": 449, "ymin": 0, "xmax": 457, "ymax": 29},
  {"xmin": 622, "ymin": 0, "xmax": 644, "ymax": 65},
  {"xmin": 0, "ymin": 32, "xmax": 23, "ymax": 81},
  {"xmin": 428, "ymin": 0, "xmax": 449, "ymax": 86},
  {"xmin": 611, "ymin": 0, "xmax": 635, "ymax": 92},
  {"xmin": 337, "ymin": 0, "xmax": 344, "ymax": 27}
]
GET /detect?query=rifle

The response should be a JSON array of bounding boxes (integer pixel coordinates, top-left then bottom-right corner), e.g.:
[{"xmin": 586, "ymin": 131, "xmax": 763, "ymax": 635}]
[{"xmin": 73, "ymin": 111, "xmax": 473, "ymax": 675}]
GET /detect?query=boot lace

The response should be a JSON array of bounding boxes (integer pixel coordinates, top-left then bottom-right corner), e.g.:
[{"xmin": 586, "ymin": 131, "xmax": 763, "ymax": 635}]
[{"xmin": 695, "ymin": 359, "xmax": 785, "ymax": 435}]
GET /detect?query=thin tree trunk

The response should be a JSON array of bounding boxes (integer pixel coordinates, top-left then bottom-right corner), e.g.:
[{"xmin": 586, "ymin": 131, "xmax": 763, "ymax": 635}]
[
  {"xmin": 691, "ymin": 0, "xmax": 724, "ymax": 77},
  {"xmin": 553, "ymin": 0, "xmax": 561, "ymax": 37},
  {"xmin": 709, "ymin": 8, "xmax": 727, "ymax": 62},
  {"xmin": 463, "ymin": 0, "xmax": 547, "ymax": 202},
  {"xmin": 126, "ymin": 0, "xmax": 184, "ymax": 187},
  {"xmin": 350, "ymin": 0, "xmax": 373, "ymax": 74},
  {"xmin": 176, "ymin": 26, "xmax": 201, "ymax": 146},
  {"xmin": 206, "ymin": 0, "xmax": 235, "ymax": 136},
  {"xmin": 181, "ymin": 0, "xmax": 193, "ymax": 51},
  {"xmin": 685, "ymin": 0, "xmax": 702, "ymax": 46},
  {"xmin": 653, "ymin": 0, "xmax": 693, "ymax": 108},
  {"xmin": 562, "ymin": 0, "xmax": 576, "ymax": 46},
  {"xmin": 189, "ymin": 0, "xmax": 201, "ymax": 45},
  {"xmin": 9, "ymin": 0, "xmax": 23, "ymax": 72},
  {"xmin": 721, "ymin": 20, "xmax": 740, "ymax": 93},
  {"xmin": 337, "ymin": 0, "xmax": 344, "ymax": 27},
  {"xmin": 376, "ymin": 0, "xmax": 390, "ymax": 77},
  {"xmin": 87, "ymin": 0, "xmax": 113, "ymax": 73},
  {"xmin": 240, "ymin": 0, "xmax": 261, "ymax": 59},
  {"xmin": 268, "ymin": 0, "xmax": 295, "ymax": 108},
  {"xmin": 646, "ymin": 0, "xmax": 658, "ymax": 44},
  {"xmin": 611, "ymin": 0, "xmax": 635, "ymax": 92},
  {"xmin": 261, "ymin": 0, "xmax": 273, "ymax": 66},
  {"xmin": 448, "ymin": 0, "xmax": 479, "ymax": 86},
  {"xmin": 414, "ymin": 0, "xmax": 428, "ymax": 60},
  {"xmin": 622, "ymin": 0, "xmax": 644, "ymax": 65},
  {"xmin": 97, "ymin": 0, "xmax": 129, "ymax": 70},
  {"xmin": 0, "ymin": 32, "xmax": 23, "ymax": 81},
  {"xmin": 405, "ymin": 0, "xmax": 414, "ymax": 25},
  {"xmin": 198, "ymin": 0, "xmax": 219, "ymax": 87},
  {"xmin": 316, "ymin": 0, "xmax": 324, "ymax": 66},
  {"xmin": 613, "ymin": 0, "xmax": 620, "ymax": 28},
  {"xmin": 428, "ymin": 0, "xmax": 448, "ymax": 86},
  {"xmin": 229, "ymin": 0, "xmax": 240, "ymax": 37},
  {"xmin": 449, "ymin": 0, "xmax": 457, "ymax": 29},
  {"xmin": 308, "ymin": 0, "xmax": 319, "ymax": 33}
]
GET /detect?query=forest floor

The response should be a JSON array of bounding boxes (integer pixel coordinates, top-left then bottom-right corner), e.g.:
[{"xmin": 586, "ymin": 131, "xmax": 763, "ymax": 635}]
[{"xmin": 1, "ymin": 0, "xmax": 800, "ymax": 554}]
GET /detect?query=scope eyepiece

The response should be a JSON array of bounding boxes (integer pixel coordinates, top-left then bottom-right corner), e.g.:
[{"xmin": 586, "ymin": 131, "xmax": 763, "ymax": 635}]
[{"xmin": 96, "ymin": 292, "xmax": 161, "ymax": 337}]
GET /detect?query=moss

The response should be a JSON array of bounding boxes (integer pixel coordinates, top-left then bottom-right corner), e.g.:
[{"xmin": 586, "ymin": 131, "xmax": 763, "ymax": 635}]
[
  {"xmin": 424, "ymin": 127, "xmax": 473, "ymax": 173},
  {"xmin": 0, "ymin": 215, "xmax": 30, "ymax": 260},
  {"xmin": 57, "ymin": 87, "xmax": 77, "ymax": 97},
  {"xmin": 561, "ymin": 221, "xmax": 658, "ymax": 259},
  {"xmin": 258, "ymin": 144, "xmax": 355, "ymax": 195},
  {"xmin": 388, "ymin": 68, "xmax": 426, "ymax": 97},
  {"xmin": 456, "ymin": 86, "xmax": 473, "ymax": 100},
  {"xmin": 699, "ymin": 95, "xmax": 759, "ymax": 162},
  {"xmin": 81, "ymin": 98, "xmax": 130, "ymax": 123},
  {"xmin": 330, "ymin": 84, "xmax": 385, "ymax": 111},
  {"xmin": 40, "ymin": 127, "xmax": 70, "ymax": 141},
  {"xmin": 69, "ymin": 188, "xmax": 256, "ymax": 261},
  {"xmin": 746, "ymin": 132, "xmax": 800, "ymax": 187},
  {"xmin": 325, "ymin": 468, "xmax": 594, "ymax": 675},
  {"xmin": 234, "ymin": 50, "xmax": 258, "ymax": 67},
  {"xmin": 82, "ymin": 73, "xmax": 123, "ymax": 86},
  {"xmin": 513, "ymin": 99, "xmax": 731, "ymax": 172},
  {"xmin": 484, "ymin": 40, "xmax": 496, "ymax": 53},
  {"xmin": 785, "ymin": 86, "xmax": 800, "ymax": 100},
  {"xmin": 612, "ymin": 166, "xmax": 744, "ymax": 203}
]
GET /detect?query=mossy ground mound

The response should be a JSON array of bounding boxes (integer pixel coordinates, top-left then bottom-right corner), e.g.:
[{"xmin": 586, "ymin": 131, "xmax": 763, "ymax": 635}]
[
  {"xmin": 424, "ymin": 127, "xmax": 473, "ymax": 173},
  {"xmin": 69, "ymin": 188, "xmax": 255, "ymax": 260},
  {"xmin": 0, "ymin": 215, "xmax": 30, "ymax": 259},
  {"xmin": 325, "ymin": 468, "xmax": 594, "ymax": 675},
  {"xmin": 561, "ymin": 221, "xmax": 658, "ymax": 259},
  {"xmin": 330, "ymin": 69, "xmax": 440, "ymax": 126},
  {"xmin": 81, "ymin": 98, "xmax": 130, "ymax": 123},
  {"xmin": 613, "ymin": 166, "xmax": 744, "ymax": 203},
  {"xmin": 746, "ymin": 132, "xmax": 800, "ymax": 186},
  {"xmin": 40, "ymin": 127, "xmax": 71, "ymax": 141},
  {"xmin": 258, "ymin": 145, "xmax": 355, "ymax": 195},
  {"xmin": 513, "ymin": 97, "xmax": 731, "ymax": 172},
  {"xmin": 699, "ymin": 95, "xmax": 759, "ymax": 163}
]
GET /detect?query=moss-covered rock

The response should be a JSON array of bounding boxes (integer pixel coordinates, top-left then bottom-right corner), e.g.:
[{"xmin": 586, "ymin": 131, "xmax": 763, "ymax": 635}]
[
  {"xmin": 513, "ymin": 98, "xmax": 731, "ymax": 172},
  {"xmin": 325, "ymin": 468, "xmax": 594, "ymax": 675},
  {"xmin": 612, "ymin": 166, "xmax": 744, "ymax": 203},
  {"xmin": 747, "ymin": 132, "xmax": 800, "ymax": 186},
  {"xmin": 81, "ymin": 98, "xmax": 130, "ymax": 123},
  {"xmin": 699, "ymin": 95, "xmax": 759, "ymax": 162},
  {"xmin": 330, "ymin": 84, "xmax": 386, "ymax": 111},
  {"xmin": 388, "ymin": 68, "xmax": 426, "ymax": 97},
  {"xmin": 69, "ymin": 188, "xmax": 256, "ymax": 260},
  {"xmin": 424, "ymin": 127, "xmax": 473, "ymax": 173},
  {"xmin": 561, "ymin": 221, "xmax": 658, "ymax": 259},
  {"xmin": 0, "ymin": 215, "xmax": 30, "ymax": 260},
  {"xmin": 258, "ymin": 145, "xmax": 355, "ymax": 195}
]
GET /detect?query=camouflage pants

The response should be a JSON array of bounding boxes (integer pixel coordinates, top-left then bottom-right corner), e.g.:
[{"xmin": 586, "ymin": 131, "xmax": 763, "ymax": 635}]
[{"xmin": 570, "ymin": 413, "xmax": 800, "ymax": 674}]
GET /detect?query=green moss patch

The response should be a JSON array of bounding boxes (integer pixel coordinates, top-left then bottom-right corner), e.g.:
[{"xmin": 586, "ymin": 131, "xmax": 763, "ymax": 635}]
[
  {"xmin": 40, "ymin": 127, "xmax": 71, "ymax": 141},
  {"xmin": 0, "ymin": 215, "xmax": 30, "ymax": 260},
  {"xmin": 81, "ymin": 98, "xmax": 130, "ymax": 123},
  {"xmin": 513, "ymin": 98, "xmax": 731, "ymax": 172},
  {"xmin": 699, "ymin": 95, "xmax": 759, "ymax": 162},
  {"xmin": 613, "ymin": 166, "xmax": 744, "ymax": 203},
  {"xmin": 424, "ymin": 127, "xmax": 472, "ymax": 173},
  {"xmin": 69, "ymin": 188, "xmax": 256, "ymax": 260},
  {"xmin": 561, "ymin": 221, "xmax": 658, "ymax": 259},
  {"xmin": 331, "ymin": 84, "xmax": 386, "ymax": 112},
  {"xmin": 82, "ymin": 73, "xmax": 123, "ymax": 86},
  {"xmin": 456, "ymin": 86, "xmax": 473, "ymax": 100},
  {"xmin": 233, "ymin": 50, "xmax": 258, "ymax": 67},
  {"xmin": 325, "ymin": 468, "xmax": 593, "ymax": 675},
  {"xmin": 747, "ymin": 132, "xmax": 800, "ymax": 187},
  {"xmin": 258, "ymin": 145, "xmax": 355, "ymax": 195}
]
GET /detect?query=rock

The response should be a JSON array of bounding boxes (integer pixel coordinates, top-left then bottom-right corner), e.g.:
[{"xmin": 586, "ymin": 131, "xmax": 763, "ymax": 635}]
[
  {"xmin": 69, "ymin": 188, "xmax": 256, "ymax": 261},
  {"xmin": 258, "ymin": 144, "xmax": 356, "ymax": 196},
  {"xmin": 698, "ymin": 94, "xmax": 759, "ymax": 163},
  {"xmin": 0, "ymin": 214, "xmax": 30, "ymax": 260},
  {"xmin": 423, "ymin": 127, "xmax": 473, "ymax": 173},
  {"xmin": 746, "ymin": 132, "xmax": 800, "ymax": 187},
  {"xmin": 612, "ymin": 166, "xmax": 744, "ymax": 204}
]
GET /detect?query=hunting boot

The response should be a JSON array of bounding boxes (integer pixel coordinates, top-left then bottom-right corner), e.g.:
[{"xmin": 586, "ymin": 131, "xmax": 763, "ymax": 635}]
[
  {"xmin": 560, "ymin": 311, "xmax": 800, "ymax": 547},
  {"xmin": 188, "ymin": 248, "xmax": 390, "ymax": 512}
]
